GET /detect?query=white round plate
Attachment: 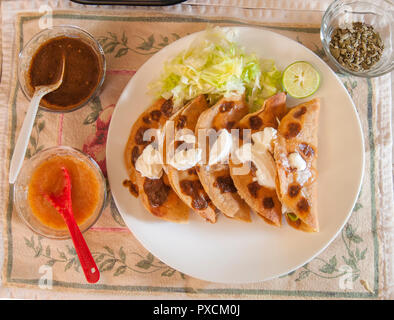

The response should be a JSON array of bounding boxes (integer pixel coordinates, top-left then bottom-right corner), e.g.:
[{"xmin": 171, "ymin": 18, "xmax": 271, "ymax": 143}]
[{"xmin": 106, "ymin": 27, "xmax": 364, "ymax": 283}]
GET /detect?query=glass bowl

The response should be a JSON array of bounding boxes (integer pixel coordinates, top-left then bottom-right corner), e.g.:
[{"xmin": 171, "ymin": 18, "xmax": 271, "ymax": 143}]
[
  {"xmin": 18, "ymin": 25, "xmax": 106, "ymax": 113},
  {"xmin": 321, "ymin": 0, "xmax": 393, "ymax": 77},
  {"xmin": 13, "ymin": 146, "xmax": 107, "ymax": 239}
]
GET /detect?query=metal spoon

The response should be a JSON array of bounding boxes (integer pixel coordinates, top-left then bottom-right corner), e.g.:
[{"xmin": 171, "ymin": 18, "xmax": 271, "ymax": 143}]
[{"xmin": 9, "ymin": 55, "xmax": 66, "ymax": 184}]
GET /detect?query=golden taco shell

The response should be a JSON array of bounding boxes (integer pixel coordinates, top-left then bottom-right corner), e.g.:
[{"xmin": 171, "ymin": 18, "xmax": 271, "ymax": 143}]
[
  {"xmin": 124, "ymin": 98, "xmax": 189, "ymax": 223},
  {"xmin": 195, "ymin": 95, "xmax": 251, "ymax": 222},
  {"xmin": 229, "ymin": 92, "xmax": 287, "ymax": 226},
  {"xmin": 164, "ymin": 95, "xmax": 219, "ymax": 223},
  {"xmin": 274, "ymin": 98, "xmax": 320, "ymax": 232}
]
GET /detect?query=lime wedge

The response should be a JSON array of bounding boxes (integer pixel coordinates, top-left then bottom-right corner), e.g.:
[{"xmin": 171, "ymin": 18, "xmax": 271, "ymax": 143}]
[{"xmin": 282, "ymin": 61, "xmax": 320, "ymax": 99}]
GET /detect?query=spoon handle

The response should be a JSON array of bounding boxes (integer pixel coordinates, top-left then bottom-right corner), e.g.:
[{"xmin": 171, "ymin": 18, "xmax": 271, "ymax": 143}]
[
  {"xmin": 61, "ymin": 208, "xmax": 100, "ymax": 284},
  {"xmin": 9, "ymin": 55, "xmax": 65, "ymax": 184},
  {"xmin": 9, "ymin": 90, "xmax": 46, "ymax": 184}
]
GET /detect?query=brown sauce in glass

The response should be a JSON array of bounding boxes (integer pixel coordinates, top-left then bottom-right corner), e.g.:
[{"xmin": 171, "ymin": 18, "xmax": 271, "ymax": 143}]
[{"xmin": 27, "ymin": 36, "xmax": 101, "ymax": 111}]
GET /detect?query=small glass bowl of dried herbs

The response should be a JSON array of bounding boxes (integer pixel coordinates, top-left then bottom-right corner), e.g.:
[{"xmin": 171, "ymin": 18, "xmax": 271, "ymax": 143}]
[{"xmin": 321, "ymin": 0, "xmax": 393, "ymax": 78}]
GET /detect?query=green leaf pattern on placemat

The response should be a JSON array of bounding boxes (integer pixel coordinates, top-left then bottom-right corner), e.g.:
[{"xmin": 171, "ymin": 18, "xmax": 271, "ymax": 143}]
[
  {"xmin": 284, "ymin": 222, "xmax": 367, "ymax": 282},
  {"xmin": 97, "ymin": 31, "xmax": 181, "ymax": 57},
  {"xmin": 24, "ymin": 235, "xmax": 81, "ymax": 272},
  {"xmin": 92, "ymin": 247, "xmax": 185, "ymax": 278},
  {"xmin": 24, "ymin": 235, "xmax": 184, "ymax": 279},
  {"xmin": 342, "ymin": 77, "xmax": 358, "ymax": 98},
  {"xmin": 25, "ymin": 110, "xmax": 45, "ymax": 159},
  {"xmin": 83, "ymin": 96, "xmax": 103, "ymax": 125}
]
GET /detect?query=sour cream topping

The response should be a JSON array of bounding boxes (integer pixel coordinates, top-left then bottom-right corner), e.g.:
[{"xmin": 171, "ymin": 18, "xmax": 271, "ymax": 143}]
[
  {"xmin": 234, "ymin": 127, "xmax": 277, "ymax": 188},
  {"xmin": 135, "ymin": 143, "xmax": 163, "ymax": 179},
  {"xmin": 288, "ymin": 151, "xmax": 312, "ymax": 185},
  {"xmin": 168, "ymin": 133, "xmax": 202, "ymax": 171},
  {"xmin": 252, "ymin": 127, "xmax": 277, "ymax": 153},
  {"xmin": 208, "ymin": 129, "xmax": 233, "ymax": 166},
  {"xmin": 288, "ymin": 152, "xmax": 306, "ymax": 171}
]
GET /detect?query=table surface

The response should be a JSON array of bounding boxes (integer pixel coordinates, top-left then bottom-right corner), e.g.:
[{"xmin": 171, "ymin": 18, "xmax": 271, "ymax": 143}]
[{"xmin": 0, "ymin": 0, "xmax": 392, "ymax": 300}]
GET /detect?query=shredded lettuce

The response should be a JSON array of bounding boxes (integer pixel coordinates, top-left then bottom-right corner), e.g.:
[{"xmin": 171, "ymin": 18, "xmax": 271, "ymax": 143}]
[
  {"xmin": 287, "ymin": 212, "xmax": 299, "ymax": 222},
  {"xmin": 149, "ymin": 27, "xmax": 283, "ymax": 111}
]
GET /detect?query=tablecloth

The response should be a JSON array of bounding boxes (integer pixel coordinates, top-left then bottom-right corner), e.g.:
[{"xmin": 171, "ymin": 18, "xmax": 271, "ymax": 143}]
[{"xmin": 0, "ymin": 0, "xmax": 393, "ymax": 299}]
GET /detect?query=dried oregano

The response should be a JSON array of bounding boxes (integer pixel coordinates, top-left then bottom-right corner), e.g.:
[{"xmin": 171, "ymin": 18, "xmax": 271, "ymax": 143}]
[{"xmin": 329, "ymin": 22, "xmax": 384, "ymax": 72}]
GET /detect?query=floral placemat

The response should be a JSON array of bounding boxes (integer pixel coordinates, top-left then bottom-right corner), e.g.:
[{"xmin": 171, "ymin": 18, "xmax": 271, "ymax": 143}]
[{"xmin": 0, "ymin": 9, "xmax": 392, "ymax": 299}]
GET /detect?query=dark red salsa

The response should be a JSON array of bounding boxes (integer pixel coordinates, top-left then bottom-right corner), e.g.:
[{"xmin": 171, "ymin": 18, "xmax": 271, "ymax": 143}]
[{"xmin": 27, "ymin": 36, "xmax": 102, "ymax": 111}]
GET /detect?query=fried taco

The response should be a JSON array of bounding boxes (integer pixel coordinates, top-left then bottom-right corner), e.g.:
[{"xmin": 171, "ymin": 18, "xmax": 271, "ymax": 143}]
[
  {"xmin": 164, "ymin": 95, "xmax": 219, "ymax": 223},
  {"xmin": 124, "ymin": 98, "xmax": 189, "ymax": 223},
  {"xmin": 194, "ymin": 95, "xmax": 251, "ymax": 222},
  {"xmin": 274, "ymin": 98, "xmax": 320, "ymax": 232},
  {"xmin": 229, "ymin": 92, "xmax": 287, "ymax": 226}
]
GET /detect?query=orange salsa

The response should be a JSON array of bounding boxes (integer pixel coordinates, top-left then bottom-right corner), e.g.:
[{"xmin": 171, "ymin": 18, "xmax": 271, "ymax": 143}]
[{"xmin": 28, "ymin": 155, "xmax": 101, "ymax": 230}]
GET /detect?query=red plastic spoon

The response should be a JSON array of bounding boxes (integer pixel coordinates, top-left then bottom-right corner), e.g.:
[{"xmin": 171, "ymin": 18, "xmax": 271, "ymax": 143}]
[{"xmin": 44, "ymin": 166, "xmax": 100, "ymax": 284}]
